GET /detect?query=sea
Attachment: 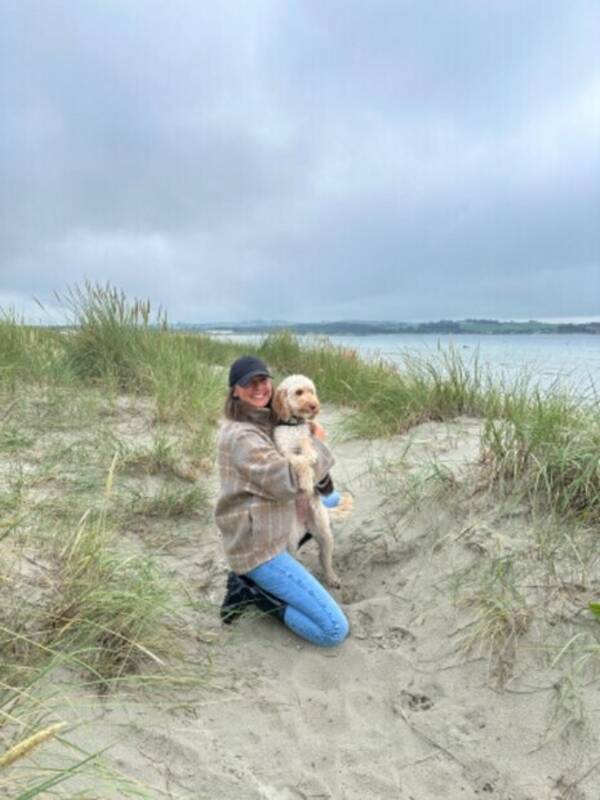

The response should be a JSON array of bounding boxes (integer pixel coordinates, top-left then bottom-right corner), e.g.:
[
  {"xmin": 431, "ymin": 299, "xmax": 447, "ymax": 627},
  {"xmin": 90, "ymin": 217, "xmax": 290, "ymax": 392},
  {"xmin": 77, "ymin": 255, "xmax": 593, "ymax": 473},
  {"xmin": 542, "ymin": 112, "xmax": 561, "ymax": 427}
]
[{"xmin": 212, "ymin": 332, "xmax": 600, "ymax": 400}]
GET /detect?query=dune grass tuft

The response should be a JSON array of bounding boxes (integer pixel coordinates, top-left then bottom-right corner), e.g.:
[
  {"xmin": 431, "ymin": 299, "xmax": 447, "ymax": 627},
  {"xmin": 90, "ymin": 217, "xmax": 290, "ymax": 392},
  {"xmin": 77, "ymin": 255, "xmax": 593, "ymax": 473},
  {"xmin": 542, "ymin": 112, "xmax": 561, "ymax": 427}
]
[
  {"xmin": 0, "ymin": 311, "xmax": 67, "ymax": 390},
  {"xmin": 45, "ymin": 511, "xmax": 178, "ymax": 681},
  {"xmin": 482, "ymin": 388, "xmax": 600, "ymax": 522},
  {"xmin": 60, "ymin": 281, "xmax": 161, "ymax": 391}
]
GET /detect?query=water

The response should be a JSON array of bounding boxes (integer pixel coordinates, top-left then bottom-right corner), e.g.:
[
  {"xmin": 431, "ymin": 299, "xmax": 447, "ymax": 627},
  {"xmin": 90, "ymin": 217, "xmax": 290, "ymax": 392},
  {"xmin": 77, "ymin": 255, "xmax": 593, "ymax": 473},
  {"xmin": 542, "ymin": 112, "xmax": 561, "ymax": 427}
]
[
  {"xmin": 211, "ymin": 332, "xmax": 600, "ymax": 399},
  {"xmin": 329, "ymin": 333, "xmax": 600, "ymax": 397}
]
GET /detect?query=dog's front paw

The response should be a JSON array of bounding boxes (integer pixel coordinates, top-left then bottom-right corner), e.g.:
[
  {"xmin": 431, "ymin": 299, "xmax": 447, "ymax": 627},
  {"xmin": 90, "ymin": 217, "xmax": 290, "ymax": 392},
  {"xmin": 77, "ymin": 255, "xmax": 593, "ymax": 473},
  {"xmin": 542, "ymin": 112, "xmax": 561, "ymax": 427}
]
[
  {"xmin": 298, "ymin": 473, "xmax": 315, "ymax": 493},
  {"xmin": 299, "ymin": 436, "xmax": 318, "ymax": 465},
  {"xmin": 289, "ymin": 455, "xmax": 315, "ymax": 493}
]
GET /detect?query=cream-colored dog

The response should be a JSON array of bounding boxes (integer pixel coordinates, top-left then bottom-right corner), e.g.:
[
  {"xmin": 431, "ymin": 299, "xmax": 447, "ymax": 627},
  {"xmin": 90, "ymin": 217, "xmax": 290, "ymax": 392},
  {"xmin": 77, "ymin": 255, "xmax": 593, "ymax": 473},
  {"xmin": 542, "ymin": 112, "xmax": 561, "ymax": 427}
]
[{"xmin": 272, "ymin": 374, "xmax": 341, "ymax": 588}]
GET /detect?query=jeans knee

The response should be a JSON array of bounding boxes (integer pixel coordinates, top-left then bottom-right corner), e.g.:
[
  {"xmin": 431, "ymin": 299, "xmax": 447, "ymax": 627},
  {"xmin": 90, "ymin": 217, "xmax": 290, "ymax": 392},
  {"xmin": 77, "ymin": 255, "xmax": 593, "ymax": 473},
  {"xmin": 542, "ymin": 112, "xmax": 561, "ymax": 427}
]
[{"xmin": 322, "ymin": 612, "xmax": 349, "ymax": 647}]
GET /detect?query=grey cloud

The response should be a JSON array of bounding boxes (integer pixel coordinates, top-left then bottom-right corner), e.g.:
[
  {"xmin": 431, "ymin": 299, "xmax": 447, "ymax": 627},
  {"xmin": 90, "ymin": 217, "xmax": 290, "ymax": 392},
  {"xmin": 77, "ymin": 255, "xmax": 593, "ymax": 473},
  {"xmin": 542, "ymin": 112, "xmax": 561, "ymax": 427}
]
[
  {"xmin": 267, "ymin": 2, "xmax": 600, "ymax": 131},
  {"xmin": 1, "ymin": 0, "xmax": 599, "ymax": 321}
]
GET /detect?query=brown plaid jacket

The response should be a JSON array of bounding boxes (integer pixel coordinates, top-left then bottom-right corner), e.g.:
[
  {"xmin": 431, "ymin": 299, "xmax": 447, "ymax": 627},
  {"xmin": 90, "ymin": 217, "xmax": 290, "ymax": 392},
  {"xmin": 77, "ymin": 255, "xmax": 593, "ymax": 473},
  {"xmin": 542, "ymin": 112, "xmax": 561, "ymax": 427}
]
[{"xmin": 214, "ymin": 419, "xmax": 334, "ymax": 574}]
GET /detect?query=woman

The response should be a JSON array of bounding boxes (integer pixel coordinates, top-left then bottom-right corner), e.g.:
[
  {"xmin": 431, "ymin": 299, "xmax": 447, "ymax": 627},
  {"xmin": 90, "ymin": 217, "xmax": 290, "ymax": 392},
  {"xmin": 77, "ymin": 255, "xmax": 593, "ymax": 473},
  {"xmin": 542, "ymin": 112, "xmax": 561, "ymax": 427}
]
[{"xmin": 215, "ymin": 355, "xmax": 349, "ymax": 647}]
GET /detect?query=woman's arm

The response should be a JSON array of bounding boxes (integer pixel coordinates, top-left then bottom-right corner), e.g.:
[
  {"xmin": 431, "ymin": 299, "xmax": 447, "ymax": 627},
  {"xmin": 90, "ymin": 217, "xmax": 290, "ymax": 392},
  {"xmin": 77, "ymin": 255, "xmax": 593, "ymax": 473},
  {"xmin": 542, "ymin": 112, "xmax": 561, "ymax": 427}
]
[
  {"xmin": 222, "ymin": 422, "xmax": 335, "ymax": 500},
  {"xmin": 229, "ymin": 428, "xmax": 300, "ymax": 501}
]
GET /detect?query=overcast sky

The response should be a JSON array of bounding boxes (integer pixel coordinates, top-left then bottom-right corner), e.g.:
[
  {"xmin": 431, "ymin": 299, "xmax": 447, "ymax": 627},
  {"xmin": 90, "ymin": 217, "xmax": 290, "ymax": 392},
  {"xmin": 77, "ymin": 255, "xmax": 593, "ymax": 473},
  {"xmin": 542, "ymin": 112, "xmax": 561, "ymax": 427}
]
[{"xmin": 1, "ymin": 1, "xmax": 599, "ymax": 323}]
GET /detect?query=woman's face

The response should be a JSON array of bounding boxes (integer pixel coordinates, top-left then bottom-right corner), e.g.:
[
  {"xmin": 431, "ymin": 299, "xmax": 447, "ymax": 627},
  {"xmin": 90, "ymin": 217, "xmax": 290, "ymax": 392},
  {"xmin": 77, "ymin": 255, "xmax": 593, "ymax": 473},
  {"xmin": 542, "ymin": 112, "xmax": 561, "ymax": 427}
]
[{"xmin": 234, "ymin": 376, "xmax": 273, "ymax": 408}]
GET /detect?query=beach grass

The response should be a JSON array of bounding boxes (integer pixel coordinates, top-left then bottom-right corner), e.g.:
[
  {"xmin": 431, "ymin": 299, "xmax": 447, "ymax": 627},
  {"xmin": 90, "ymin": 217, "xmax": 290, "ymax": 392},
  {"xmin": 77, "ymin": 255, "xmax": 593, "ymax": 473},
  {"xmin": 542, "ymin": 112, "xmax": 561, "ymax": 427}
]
[
  {"xmin": 2, "ymin": 282, "xmax": 598, "ymax": 570},
  {"xmin": 1, "ymin": 293, "xmax": 221, "ymax": 793},
  {"xmin": 3, "ymin": 282, "xmax": 600, "ymax": 789},
  {"xmin": 481, "ymin": 385, "xmax": 600, "ymax": 523}
]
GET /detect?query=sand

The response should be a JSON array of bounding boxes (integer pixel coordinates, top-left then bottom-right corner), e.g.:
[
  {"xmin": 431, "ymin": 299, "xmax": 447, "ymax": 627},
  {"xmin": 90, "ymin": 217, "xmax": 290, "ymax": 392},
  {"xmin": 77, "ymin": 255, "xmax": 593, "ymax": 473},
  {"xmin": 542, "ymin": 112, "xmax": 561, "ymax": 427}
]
[{"xmin": 10, "ymin": 406, "xmax": 600, "ymax": 799}]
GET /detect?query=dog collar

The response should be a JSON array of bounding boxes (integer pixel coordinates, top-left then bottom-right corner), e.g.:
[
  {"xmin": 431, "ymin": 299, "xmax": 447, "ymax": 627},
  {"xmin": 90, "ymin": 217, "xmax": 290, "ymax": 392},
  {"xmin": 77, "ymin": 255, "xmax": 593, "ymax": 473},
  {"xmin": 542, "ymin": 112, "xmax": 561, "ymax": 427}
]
[{"xmin": 277, "ymin": 417, "xmax": 304, "ymax": 426}]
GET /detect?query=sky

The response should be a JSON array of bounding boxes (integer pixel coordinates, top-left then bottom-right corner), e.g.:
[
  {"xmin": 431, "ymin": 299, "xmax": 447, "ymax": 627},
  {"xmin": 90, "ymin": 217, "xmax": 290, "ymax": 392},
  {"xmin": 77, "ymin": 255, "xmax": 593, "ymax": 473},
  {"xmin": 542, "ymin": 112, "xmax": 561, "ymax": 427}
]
[{"xmin": 1, "ymin": 0, "xmax": 599, "ymax": 324}]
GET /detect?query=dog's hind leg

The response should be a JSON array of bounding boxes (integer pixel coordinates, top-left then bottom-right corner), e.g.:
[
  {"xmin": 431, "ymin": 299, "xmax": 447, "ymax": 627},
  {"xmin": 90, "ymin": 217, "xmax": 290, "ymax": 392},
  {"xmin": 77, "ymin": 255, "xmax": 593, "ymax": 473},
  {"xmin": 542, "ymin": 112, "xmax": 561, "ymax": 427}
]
[{"xmin": 308, "ymin": 501, "xmax": 341, "ymax": 588}]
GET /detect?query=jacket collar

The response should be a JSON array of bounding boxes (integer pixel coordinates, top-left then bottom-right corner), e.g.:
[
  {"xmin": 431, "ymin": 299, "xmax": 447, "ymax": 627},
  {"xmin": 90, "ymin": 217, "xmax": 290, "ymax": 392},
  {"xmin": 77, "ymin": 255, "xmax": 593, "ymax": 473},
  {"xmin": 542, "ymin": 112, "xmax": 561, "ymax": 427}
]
[{"xmin": 232, "ymin": 402, "xmax": 274, "ymax": 432}]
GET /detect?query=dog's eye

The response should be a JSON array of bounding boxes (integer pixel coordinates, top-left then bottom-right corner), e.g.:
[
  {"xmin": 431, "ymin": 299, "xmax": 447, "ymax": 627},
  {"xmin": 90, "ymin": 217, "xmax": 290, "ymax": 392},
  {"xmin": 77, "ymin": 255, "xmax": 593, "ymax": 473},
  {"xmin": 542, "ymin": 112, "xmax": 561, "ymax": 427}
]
[{"xmin": 295, "ymin": 389, "xmax": 303, "ymax": 396}]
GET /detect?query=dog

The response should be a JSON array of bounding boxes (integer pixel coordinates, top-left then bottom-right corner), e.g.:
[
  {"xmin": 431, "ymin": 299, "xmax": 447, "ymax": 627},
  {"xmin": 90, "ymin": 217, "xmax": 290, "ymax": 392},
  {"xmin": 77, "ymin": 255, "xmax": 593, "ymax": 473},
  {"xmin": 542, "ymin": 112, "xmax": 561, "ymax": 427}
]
[{"xmin": 272, "ymin": 374, "xmax": 341, "ymax": 588}]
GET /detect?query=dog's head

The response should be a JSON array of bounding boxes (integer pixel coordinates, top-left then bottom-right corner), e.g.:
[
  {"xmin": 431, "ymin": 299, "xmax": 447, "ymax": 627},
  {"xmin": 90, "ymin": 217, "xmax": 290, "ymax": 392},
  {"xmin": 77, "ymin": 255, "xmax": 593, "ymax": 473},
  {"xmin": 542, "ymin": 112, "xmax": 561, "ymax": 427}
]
[{"xmin": 272, "ymin": 374, "xmax": 320, "ymax": 422}]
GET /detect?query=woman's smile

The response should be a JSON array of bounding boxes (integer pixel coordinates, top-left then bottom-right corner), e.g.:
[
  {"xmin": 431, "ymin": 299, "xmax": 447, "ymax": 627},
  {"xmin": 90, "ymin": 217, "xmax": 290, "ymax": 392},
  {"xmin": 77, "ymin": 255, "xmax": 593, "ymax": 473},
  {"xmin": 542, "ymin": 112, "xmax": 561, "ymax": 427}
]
[{"xmin": 234, "ymin": 377, "xmax": 273, "ymax": 408}]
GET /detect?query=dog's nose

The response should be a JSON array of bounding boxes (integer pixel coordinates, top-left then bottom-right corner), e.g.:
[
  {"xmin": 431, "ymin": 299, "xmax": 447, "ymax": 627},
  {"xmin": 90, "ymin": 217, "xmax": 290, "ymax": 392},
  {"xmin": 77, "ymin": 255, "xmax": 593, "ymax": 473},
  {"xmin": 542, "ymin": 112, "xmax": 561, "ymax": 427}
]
[{"xmin": 309, "ymin": 403, "xmax": 318, "ymax": 412}]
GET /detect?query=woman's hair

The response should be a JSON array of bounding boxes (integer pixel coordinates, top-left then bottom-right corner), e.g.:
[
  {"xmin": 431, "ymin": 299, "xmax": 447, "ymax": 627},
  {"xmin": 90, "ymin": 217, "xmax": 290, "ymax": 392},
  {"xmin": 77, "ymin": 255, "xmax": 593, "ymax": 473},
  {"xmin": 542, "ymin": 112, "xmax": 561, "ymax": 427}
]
[{"xmin": 224, "ymin": 387, "xmax": 276, "ymax": 429}]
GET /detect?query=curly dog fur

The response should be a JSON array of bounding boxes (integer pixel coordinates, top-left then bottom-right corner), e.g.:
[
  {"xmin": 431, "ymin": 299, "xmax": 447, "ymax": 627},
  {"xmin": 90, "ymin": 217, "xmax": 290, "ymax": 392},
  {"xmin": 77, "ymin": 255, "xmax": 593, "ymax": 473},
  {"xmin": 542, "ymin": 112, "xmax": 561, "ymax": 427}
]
[{"xmin": 272, "ymin": 374, "xmax": 341, "ymax": 588}]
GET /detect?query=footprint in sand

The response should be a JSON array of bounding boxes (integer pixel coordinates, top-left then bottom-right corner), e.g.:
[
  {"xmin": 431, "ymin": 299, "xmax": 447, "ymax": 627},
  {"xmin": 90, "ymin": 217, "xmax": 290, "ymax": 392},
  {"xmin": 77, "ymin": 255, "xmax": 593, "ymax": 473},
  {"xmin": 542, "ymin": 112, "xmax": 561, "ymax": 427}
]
[
  {"xmin": 347, "ymin": 597, "xmax": 416, "ymax": 651},
  {"xmin": 400, "ymin": 689, "xmax": 435, "ymax": 712}
]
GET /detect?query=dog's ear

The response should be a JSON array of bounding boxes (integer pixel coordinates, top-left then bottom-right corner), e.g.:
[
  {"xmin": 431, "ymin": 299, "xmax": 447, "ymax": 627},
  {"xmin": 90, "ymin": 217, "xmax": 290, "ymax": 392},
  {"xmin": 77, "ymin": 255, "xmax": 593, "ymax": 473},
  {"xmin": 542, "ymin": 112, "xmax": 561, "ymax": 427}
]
[{"xmin": 272, "ymin": 386, "xmax": 290, "ymax": 421}]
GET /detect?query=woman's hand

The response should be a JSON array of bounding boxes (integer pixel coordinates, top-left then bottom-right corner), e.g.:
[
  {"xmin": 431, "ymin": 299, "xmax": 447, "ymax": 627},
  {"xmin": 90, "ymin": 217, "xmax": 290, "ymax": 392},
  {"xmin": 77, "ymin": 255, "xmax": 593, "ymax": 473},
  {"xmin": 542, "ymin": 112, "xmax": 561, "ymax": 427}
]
[{"xmin": 309, "ymin": 421, "xmax": 326, "ymax": 441}]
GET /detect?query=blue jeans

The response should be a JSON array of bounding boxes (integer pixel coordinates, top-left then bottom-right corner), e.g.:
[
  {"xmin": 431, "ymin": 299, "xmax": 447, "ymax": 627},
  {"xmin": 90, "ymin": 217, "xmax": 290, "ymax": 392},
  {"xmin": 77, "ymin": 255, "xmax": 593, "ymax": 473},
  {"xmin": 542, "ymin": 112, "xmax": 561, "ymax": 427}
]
[{"xmin": 246, "ymin": 551, "xmax": 349, "ymax": 647}]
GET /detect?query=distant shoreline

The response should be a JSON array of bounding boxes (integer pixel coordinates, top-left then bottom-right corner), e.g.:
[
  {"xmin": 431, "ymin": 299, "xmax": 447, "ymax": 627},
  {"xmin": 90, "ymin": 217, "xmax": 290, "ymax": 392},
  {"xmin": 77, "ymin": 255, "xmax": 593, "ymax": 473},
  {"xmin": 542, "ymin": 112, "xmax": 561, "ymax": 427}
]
[{"xmin": 174, "ymin": 320, "xmax": 600, "ymax": 336}]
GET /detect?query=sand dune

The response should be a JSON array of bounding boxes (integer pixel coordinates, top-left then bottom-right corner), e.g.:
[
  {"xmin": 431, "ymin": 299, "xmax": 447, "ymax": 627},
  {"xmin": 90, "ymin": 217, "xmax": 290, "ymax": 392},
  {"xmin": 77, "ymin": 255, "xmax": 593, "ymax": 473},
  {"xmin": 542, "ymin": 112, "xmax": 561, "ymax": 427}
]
[{"xmin": 45, "ymin": 406, "xmax": 598, "ymax": 799}]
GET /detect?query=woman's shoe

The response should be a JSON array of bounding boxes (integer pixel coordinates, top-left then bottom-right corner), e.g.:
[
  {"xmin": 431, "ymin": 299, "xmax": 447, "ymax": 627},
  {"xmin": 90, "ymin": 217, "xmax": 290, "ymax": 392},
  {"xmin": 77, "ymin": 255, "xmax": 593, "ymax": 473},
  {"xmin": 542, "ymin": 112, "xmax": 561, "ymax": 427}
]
[
  {"xmin": 220, "ymin": 572, "xmax": 286, "ymax": 624},
  {"xmin": 246, "ymin": 578, "xmax": 286, "ymax": 621},
  {"xmin": 220, "ymin": 572, "xmax": 258, "ymax": 624}
]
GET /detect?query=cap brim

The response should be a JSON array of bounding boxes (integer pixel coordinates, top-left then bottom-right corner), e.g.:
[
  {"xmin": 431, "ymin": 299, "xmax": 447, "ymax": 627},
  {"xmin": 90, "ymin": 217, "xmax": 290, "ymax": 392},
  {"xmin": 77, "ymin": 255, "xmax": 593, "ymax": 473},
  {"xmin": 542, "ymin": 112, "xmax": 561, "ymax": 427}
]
[{"xmin": 237, "ymin": 370, "xmax": 272, "ymax": 386}]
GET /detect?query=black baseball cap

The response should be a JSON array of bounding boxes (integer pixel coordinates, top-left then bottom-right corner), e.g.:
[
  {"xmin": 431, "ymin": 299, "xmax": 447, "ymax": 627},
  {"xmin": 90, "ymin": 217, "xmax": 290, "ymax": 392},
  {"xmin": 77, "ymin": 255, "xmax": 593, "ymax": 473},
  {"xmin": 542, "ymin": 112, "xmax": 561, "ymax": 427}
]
[{"xmin": 228, "ymin": 356, "xmax": 272, "ymax": 388}]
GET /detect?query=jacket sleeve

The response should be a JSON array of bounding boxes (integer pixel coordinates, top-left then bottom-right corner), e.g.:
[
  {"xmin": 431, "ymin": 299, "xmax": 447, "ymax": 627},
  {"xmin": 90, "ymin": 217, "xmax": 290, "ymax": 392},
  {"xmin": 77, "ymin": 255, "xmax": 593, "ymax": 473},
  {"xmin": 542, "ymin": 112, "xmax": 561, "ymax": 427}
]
[{"xmin": 230, "ymin": 428, "xmax": 299, "ymax": 501}]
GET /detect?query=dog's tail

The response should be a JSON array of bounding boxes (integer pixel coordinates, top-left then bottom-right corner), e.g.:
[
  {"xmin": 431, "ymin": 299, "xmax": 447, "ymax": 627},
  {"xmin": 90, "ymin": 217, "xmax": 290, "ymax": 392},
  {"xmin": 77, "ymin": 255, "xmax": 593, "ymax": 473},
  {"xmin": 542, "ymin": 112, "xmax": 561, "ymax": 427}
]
[{"xmin": 327, "ymin": 492, "xmax": 354, "ymax": 523}]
